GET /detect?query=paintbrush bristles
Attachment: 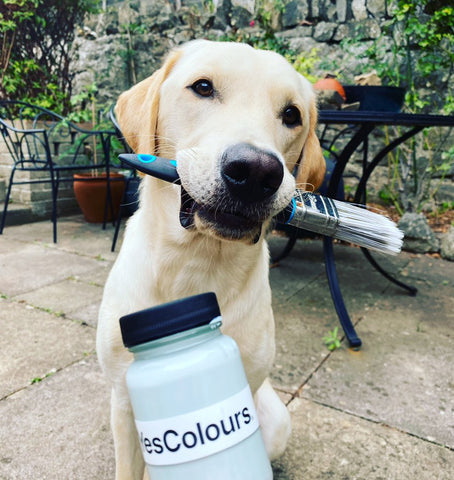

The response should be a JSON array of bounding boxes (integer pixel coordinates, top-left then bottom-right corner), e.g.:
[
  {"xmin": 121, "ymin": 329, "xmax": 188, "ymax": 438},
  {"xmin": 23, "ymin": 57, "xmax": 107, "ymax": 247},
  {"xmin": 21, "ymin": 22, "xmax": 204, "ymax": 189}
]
[
  {"xmin": 277, "ymin": 190, "xmax": 404, "ymax": 255},
  {"xmin": 332, "ymin": 200, "xmax": 403, "ymax": 255}
]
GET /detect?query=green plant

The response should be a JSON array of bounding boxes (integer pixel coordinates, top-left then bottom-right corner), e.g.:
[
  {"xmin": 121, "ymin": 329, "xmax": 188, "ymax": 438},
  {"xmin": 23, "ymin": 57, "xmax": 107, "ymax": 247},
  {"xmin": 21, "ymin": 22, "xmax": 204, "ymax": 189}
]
[
  {"xmin": 68, "ymin": 82, "xmax": 99, "ymax": 124},
  {"xmin": 0, "ymin": 0, "xmax": 38, "ymax": 89},
  {"xmin": 255, "ymin": 0, "xmax": 286, "ymax": 34},
  {"xmin": 430, "ymin": 201, "xmax": 454, "ymax": 218},
  {"xmin": 290, "ymin": 48, "xmax": 320, "ymax": 84},
  {"xmin": 118, "ymin": 21, "xmax": 148, "ymax": 88},
  {"xmin": 323, "ymin": 327, "xmax": 342, "ymax": 351},
  {"xmin": 31, "ymin": 368, "xmax": 57, "ymax": 384},
  {"xmin": 0, "ymin": 0, "xmax": 101, "ymax": 114}
]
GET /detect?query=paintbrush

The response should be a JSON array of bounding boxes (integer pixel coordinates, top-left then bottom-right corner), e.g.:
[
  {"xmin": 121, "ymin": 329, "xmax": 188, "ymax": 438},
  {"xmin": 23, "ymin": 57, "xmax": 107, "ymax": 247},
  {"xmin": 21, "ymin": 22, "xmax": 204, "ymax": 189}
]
[{"xmin": 118, "ymin": 153, "xmax": 403, "ymax": 255}]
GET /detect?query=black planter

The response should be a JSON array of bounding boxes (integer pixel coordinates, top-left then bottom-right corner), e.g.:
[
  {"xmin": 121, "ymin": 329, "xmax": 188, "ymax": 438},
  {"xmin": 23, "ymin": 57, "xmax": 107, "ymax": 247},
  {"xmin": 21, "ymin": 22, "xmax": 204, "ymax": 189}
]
[
  {"xmin": 122, "ymin": 176, "xmax": 141, "ymax": 217},
  {"xmin": 343, "ymin": 86, "xmax": 406, "ymax": 112}
]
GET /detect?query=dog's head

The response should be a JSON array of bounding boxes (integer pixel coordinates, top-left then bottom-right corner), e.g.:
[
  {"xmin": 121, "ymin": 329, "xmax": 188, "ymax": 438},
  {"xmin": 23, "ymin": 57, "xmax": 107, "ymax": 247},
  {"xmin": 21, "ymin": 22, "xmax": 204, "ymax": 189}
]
[{"xmin": 116, "ymin": 40, "xmax": 325, "ymax": 244}]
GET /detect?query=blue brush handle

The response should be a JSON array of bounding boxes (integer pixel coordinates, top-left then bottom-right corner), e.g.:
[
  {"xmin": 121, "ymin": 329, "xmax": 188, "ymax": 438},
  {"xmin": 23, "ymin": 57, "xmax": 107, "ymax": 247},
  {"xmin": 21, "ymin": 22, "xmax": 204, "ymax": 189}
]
[{"xmin": 119, "ymin": 154, "xmax": 180, "ymax": 184}]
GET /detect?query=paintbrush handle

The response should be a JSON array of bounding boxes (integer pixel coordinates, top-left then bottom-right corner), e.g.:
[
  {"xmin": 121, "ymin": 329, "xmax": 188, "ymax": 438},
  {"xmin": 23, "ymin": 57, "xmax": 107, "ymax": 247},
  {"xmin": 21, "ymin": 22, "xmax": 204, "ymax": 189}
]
[{"xmin": 119, "ymin": 153, "xmax": 180, "ymax": 184}]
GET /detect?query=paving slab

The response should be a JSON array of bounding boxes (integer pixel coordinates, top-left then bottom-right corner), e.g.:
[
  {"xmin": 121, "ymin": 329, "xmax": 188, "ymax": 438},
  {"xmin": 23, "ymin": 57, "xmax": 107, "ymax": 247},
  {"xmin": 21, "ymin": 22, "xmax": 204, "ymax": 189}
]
[
  {"xmin": 273, "ymin": 397, "xmax": 454, "ymax": 480},
  {"xmin": 0, "ymin": 298, "xmax": 95, "ymax": 399},
  {"xmin": 70, "ymin": 301, "xmax": 103, "ymax": 328},
  {"xmin": 0, "ymin": 355, "xmax": 114, "ymax": 480},
  {"xmin": 268, "ymin": 237, "xmax": 413, "ymax": 392},
  {"xmin": 0, "ymin": 243, "xmax": 104, "ymax": 297},
  {"xmin": 14, "ymin": 277, "xmax": 104, "ymax": 320},
  {"xmin": 0, "ymin": 214, "xmax": 121, "ymax": 262},
  {"xmin": 302, "ymin": 253, "xmax": 454, "ymax": 449}
]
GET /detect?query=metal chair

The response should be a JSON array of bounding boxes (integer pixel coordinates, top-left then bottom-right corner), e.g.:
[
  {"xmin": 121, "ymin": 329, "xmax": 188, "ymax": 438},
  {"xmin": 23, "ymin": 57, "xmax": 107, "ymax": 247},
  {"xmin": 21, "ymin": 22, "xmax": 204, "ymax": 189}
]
[{"xmin": 0, "ymin": 100, "xmax": 118, "ymax": 242}]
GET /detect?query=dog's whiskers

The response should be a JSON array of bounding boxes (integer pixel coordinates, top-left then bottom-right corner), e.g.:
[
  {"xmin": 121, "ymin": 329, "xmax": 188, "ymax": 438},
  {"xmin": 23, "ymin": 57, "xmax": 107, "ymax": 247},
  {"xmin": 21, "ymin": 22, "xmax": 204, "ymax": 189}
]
[{"xmin": 295, "ymin": 181, "xmax": 316, "ymax": 192}]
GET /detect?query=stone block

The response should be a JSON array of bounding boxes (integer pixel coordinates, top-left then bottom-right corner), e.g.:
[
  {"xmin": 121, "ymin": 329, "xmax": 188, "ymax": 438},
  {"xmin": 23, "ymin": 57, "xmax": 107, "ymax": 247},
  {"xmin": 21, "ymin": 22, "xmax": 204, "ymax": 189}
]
[
  {"xmin": 313, "ymin": 21, "xmax": 337, "ymax": 42},
  {"xmin": 276, "ymin": 25, "xmax": 313, "ymax": 40},
  {"xmin": 352, "ymin": 0, "xmax": 367, "ymax": 20},
  {"xmin": 367, "ymin": 0, "xmax": 387, "ymax": 18},
  {"xmin": 398, "ymin": 212, "xmax": 440, "ymax": 253},
  {"xmin": 229, "ymin": 6, "xmax": 254, "ymax": 28},
  {"xmin": 441, "ymin": 226, "xmax": 454, "ymax": 261},
  {"xmin": 231, "ymin": 0, "xmax": 255, "ymax": 14},
  {"xmin": 0, "ymin": 178, "xmax": 5, "ymax": 202},
  {"xmin": 336, "ymin": 0, "xmax": 349, "ymax": 22},
  {"xmin": 311, "ymin": 0, "xmax": 321, "ymax": 18},
  {"xmin": 0, "ymin": 138, "xmax": 11, "ymax": 155},
  {"xmin": 282, "ymin": 0, "xmax": 309, "ymax": 28}
]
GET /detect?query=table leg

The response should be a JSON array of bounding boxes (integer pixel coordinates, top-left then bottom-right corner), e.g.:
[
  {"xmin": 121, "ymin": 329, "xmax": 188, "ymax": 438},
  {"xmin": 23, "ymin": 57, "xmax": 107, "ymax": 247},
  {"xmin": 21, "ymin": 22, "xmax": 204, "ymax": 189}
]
[{"xmin": 323, "ymin": 236, "xmax": 362, "ymax": 348}]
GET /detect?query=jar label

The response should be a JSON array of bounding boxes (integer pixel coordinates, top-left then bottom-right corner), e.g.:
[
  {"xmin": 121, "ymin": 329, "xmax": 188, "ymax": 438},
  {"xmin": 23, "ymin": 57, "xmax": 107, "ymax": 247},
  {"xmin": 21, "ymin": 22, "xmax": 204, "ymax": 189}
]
[{"xmin": 135, "ymin": 385, "xmax": 260, "ymax": 466}]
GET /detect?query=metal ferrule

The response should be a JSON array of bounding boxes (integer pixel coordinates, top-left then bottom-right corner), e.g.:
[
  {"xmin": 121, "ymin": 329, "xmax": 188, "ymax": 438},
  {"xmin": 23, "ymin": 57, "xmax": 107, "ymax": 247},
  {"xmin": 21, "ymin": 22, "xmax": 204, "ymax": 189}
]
[{"xmin": 281, "ymin": 191, "xmax": 340, "ymax": 237}]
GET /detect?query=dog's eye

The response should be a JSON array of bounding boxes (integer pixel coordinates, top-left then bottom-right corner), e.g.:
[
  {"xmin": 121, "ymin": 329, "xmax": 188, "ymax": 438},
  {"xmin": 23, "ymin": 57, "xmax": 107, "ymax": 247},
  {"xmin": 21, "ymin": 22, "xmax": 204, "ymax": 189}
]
[
  {"xmin": 282, "ymin": 106, "xmax": 302, "ymax": 127},
  {"xmin": 190, "ymin": 79, "xmax": 214, "ymax": 98}
]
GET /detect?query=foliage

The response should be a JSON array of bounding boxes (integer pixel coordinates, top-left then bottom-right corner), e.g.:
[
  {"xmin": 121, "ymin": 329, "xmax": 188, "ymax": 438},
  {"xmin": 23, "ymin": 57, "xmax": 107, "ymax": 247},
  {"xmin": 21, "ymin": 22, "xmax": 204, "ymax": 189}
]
[
  {"xmin": 337, "ymin": 0, "xmax": 454, "ymax": 214},
  {"xmin": 217, "ymin": 26, "xmax": 293, "ymax": 59},
  {"xmin": 323, "ymin": 327, "xmax": 342, "ymax": 352},
  {"xmin": 255, "ymin": 0, "xmax": 286, "ymax": 35},
  {"xmin": 291, "ymin": 48, "xmax": 320, "ymax": 84},
  {"xmin": 0, "ymin": 0, "xmax": 100, "ymax": 114},
  {"xmin": 118, "ymin": 21, "xmax": 148, "ymax": 88},
  {"xmin": 366, "ymin": 0, "xmax": 453, "ymax": 113}
]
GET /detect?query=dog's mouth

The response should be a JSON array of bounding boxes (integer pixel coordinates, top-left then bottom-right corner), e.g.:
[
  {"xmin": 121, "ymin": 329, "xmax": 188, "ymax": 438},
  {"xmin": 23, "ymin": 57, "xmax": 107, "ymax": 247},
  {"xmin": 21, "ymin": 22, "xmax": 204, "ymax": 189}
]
[
  {"xmin": 180, "ymin": 187, "xmax": 198, "ymax": 229},
  {"xmin": 179, "ymin": 187, "xmax": 264, "ymax": 241}
]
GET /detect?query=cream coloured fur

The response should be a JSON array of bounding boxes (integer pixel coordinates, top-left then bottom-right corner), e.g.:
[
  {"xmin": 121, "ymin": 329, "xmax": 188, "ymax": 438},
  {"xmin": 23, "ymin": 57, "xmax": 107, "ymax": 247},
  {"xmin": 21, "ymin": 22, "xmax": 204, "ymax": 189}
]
[{"xmin": 97, "ymin": 40, "xmax": 325, "ymax": 480}]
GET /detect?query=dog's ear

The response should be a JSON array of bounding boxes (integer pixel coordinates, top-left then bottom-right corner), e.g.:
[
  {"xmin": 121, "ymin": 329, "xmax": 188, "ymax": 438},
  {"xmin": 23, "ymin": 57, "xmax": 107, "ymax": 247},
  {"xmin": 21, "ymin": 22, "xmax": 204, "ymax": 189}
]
[
  {"xmin": 295, "ymin": 96, "xmax": 326, "ymax": 192},
  {"xmin": 115, "ymin": 49, "xmax": 183, "ymax": 153}
]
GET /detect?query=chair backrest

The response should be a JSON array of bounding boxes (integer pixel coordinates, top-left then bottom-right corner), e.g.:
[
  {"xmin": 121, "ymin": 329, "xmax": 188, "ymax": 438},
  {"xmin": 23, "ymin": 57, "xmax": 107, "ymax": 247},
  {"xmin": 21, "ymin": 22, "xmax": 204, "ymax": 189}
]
[
  {"xmin": 0, "ymin": 101, "xmax": 56, "ymax": 169},
  {"xmin": 0, "ymin": 100, "xmax": 113, "ymax": 172},
  {"xmin": 109, "ymin": 105, "xmax": 133, "ymax": 154}
]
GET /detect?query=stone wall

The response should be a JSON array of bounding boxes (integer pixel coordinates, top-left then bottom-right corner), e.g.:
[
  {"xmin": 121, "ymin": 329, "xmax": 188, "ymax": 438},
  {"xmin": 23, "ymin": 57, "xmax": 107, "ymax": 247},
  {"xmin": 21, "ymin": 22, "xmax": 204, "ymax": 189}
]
[{"xmin": 72, "ymin": 0, "xmax": 397, "ymax": 105}]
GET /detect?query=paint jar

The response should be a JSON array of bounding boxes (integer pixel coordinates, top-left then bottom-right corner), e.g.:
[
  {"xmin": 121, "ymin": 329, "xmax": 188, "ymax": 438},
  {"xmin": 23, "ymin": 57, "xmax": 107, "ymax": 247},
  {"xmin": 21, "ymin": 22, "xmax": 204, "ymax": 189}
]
[{"xmin": 120, "ymin": 292, "xmax": 273, "ymax": 480}]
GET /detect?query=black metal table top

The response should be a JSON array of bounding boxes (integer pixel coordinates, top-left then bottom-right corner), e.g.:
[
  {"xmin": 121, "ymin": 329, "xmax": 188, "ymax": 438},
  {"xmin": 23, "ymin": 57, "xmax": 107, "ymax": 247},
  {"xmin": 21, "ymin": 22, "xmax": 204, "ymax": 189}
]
[{"xmin": 318, "ymin": 110, "xmax": 454, "ymax": 128}]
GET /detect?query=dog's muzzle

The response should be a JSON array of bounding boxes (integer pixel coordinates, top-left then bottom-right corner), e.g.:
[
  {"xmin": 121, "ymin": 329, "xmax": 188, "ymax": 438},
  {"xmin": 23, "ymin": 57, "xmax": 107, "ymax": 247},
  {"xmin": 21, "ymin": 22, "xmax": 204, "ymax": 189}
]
[{"xmin": 179, "ymin": 144, "xmax": 284, "ymax": 242}]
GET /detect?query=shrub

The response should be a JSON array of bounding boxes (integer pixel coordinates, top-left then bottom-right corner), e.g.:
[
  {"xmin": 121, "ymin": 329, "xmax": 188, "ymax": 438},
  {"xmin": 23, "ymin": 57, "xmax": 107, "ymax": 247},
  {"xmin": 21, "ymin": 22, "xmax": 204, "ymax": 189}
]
[{"xmin": 0, "ymin": 0, "xmax": 100, "ymax": 114}]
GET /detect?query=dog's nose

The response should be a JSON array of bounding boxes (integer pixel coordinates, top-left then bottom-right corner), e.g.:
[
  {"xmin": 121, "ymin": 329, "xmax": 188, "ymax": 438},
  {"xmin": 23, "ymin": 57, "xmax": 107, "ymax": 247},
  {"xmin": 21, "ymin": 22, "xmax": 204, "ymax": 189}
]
[{"xmin": 221, "ymin": 143, "xmax": 284, "ymax": 203}]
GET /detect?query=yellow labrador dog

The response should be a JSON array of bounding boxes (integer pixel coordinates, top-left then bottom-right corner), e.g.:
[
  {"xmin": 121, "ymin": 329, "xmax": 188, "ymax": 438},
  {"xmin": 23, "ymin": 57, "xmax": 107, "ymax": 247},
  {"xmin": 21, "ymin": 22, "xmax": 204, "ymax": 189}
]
[{"xmin": 97, "ymin": 39, "xmax": 325, "ymax": 479}]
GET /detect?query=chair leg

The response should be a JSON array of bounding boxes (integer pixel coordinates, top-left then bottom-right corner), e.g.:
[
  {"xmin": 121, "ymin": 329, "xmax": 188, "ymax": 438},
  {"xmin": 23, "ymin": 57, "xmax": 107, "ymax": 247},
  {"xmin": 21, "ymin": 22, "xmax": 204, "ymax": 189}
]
[
  {"xmin": 271, "ymin": 230, "xmax": 298, "ymax": 264},
  {"xmin": 0, "ymin": 169, "xmax": 15, "ymax": 235},
  {"xmin": 103, "ymin": 173, "xmax": 116, "ymax": 231},
  {"xmin": 111, "ymin": 175, "xmax": 131, "ymax": 252},
  {"xmin": 51, "ymin": 176, "xmax": 59, "ymax": 243},
  {"xmin": 111, "ymin": 205, "xmax": 123, "ymax": 252}
]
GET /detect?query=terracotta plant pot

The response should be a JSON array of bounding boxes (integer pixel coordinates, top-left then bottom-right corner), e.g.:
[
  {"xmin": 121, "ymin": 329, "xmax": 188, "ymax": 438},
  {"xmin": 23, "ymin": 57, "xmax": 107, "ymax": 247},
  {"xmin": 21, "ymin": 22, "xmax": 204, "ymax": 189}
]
[
  {"xmin": 313, "ymin": 77, "xmax": 347, "ymax": 100},
  {"xmin": 73, "ymin": 172, "xmax": 125, "ymax": 223}
]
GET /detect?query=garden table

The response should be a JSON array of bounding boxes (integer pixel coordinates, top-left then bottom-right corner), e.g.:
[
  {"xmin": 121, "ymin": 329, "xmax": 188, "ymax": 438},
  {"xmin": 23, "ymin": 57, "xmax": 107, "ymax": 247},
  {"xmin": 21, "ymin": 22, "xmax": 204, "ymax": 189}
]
[{"xmin": 278, "ymin": 110, "xmax": 454, "ymax": 348}]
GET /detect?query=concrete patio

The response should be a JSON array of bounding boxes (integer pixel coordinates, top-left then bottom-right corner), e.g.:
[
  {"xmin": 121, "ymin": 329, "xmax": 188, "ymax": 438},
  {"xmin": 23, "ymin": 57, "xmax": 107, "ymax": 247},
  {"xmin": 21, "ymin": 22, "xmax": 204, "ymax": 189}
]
[{"xmin": 0, "ymin": 214, "xmax": 453, "ymax": 479}]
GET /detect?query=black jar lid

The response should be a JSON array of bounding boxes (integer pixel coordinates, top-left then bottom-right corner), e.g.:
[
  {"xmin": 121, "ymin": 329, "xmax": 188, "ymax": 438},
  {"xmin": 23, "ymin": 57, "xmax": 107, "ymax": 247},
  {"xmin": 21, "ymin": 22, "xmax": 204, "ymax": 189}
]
[{"xmin": 120, "ymin": 292, "xmax": 221, "ymax": 348}]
